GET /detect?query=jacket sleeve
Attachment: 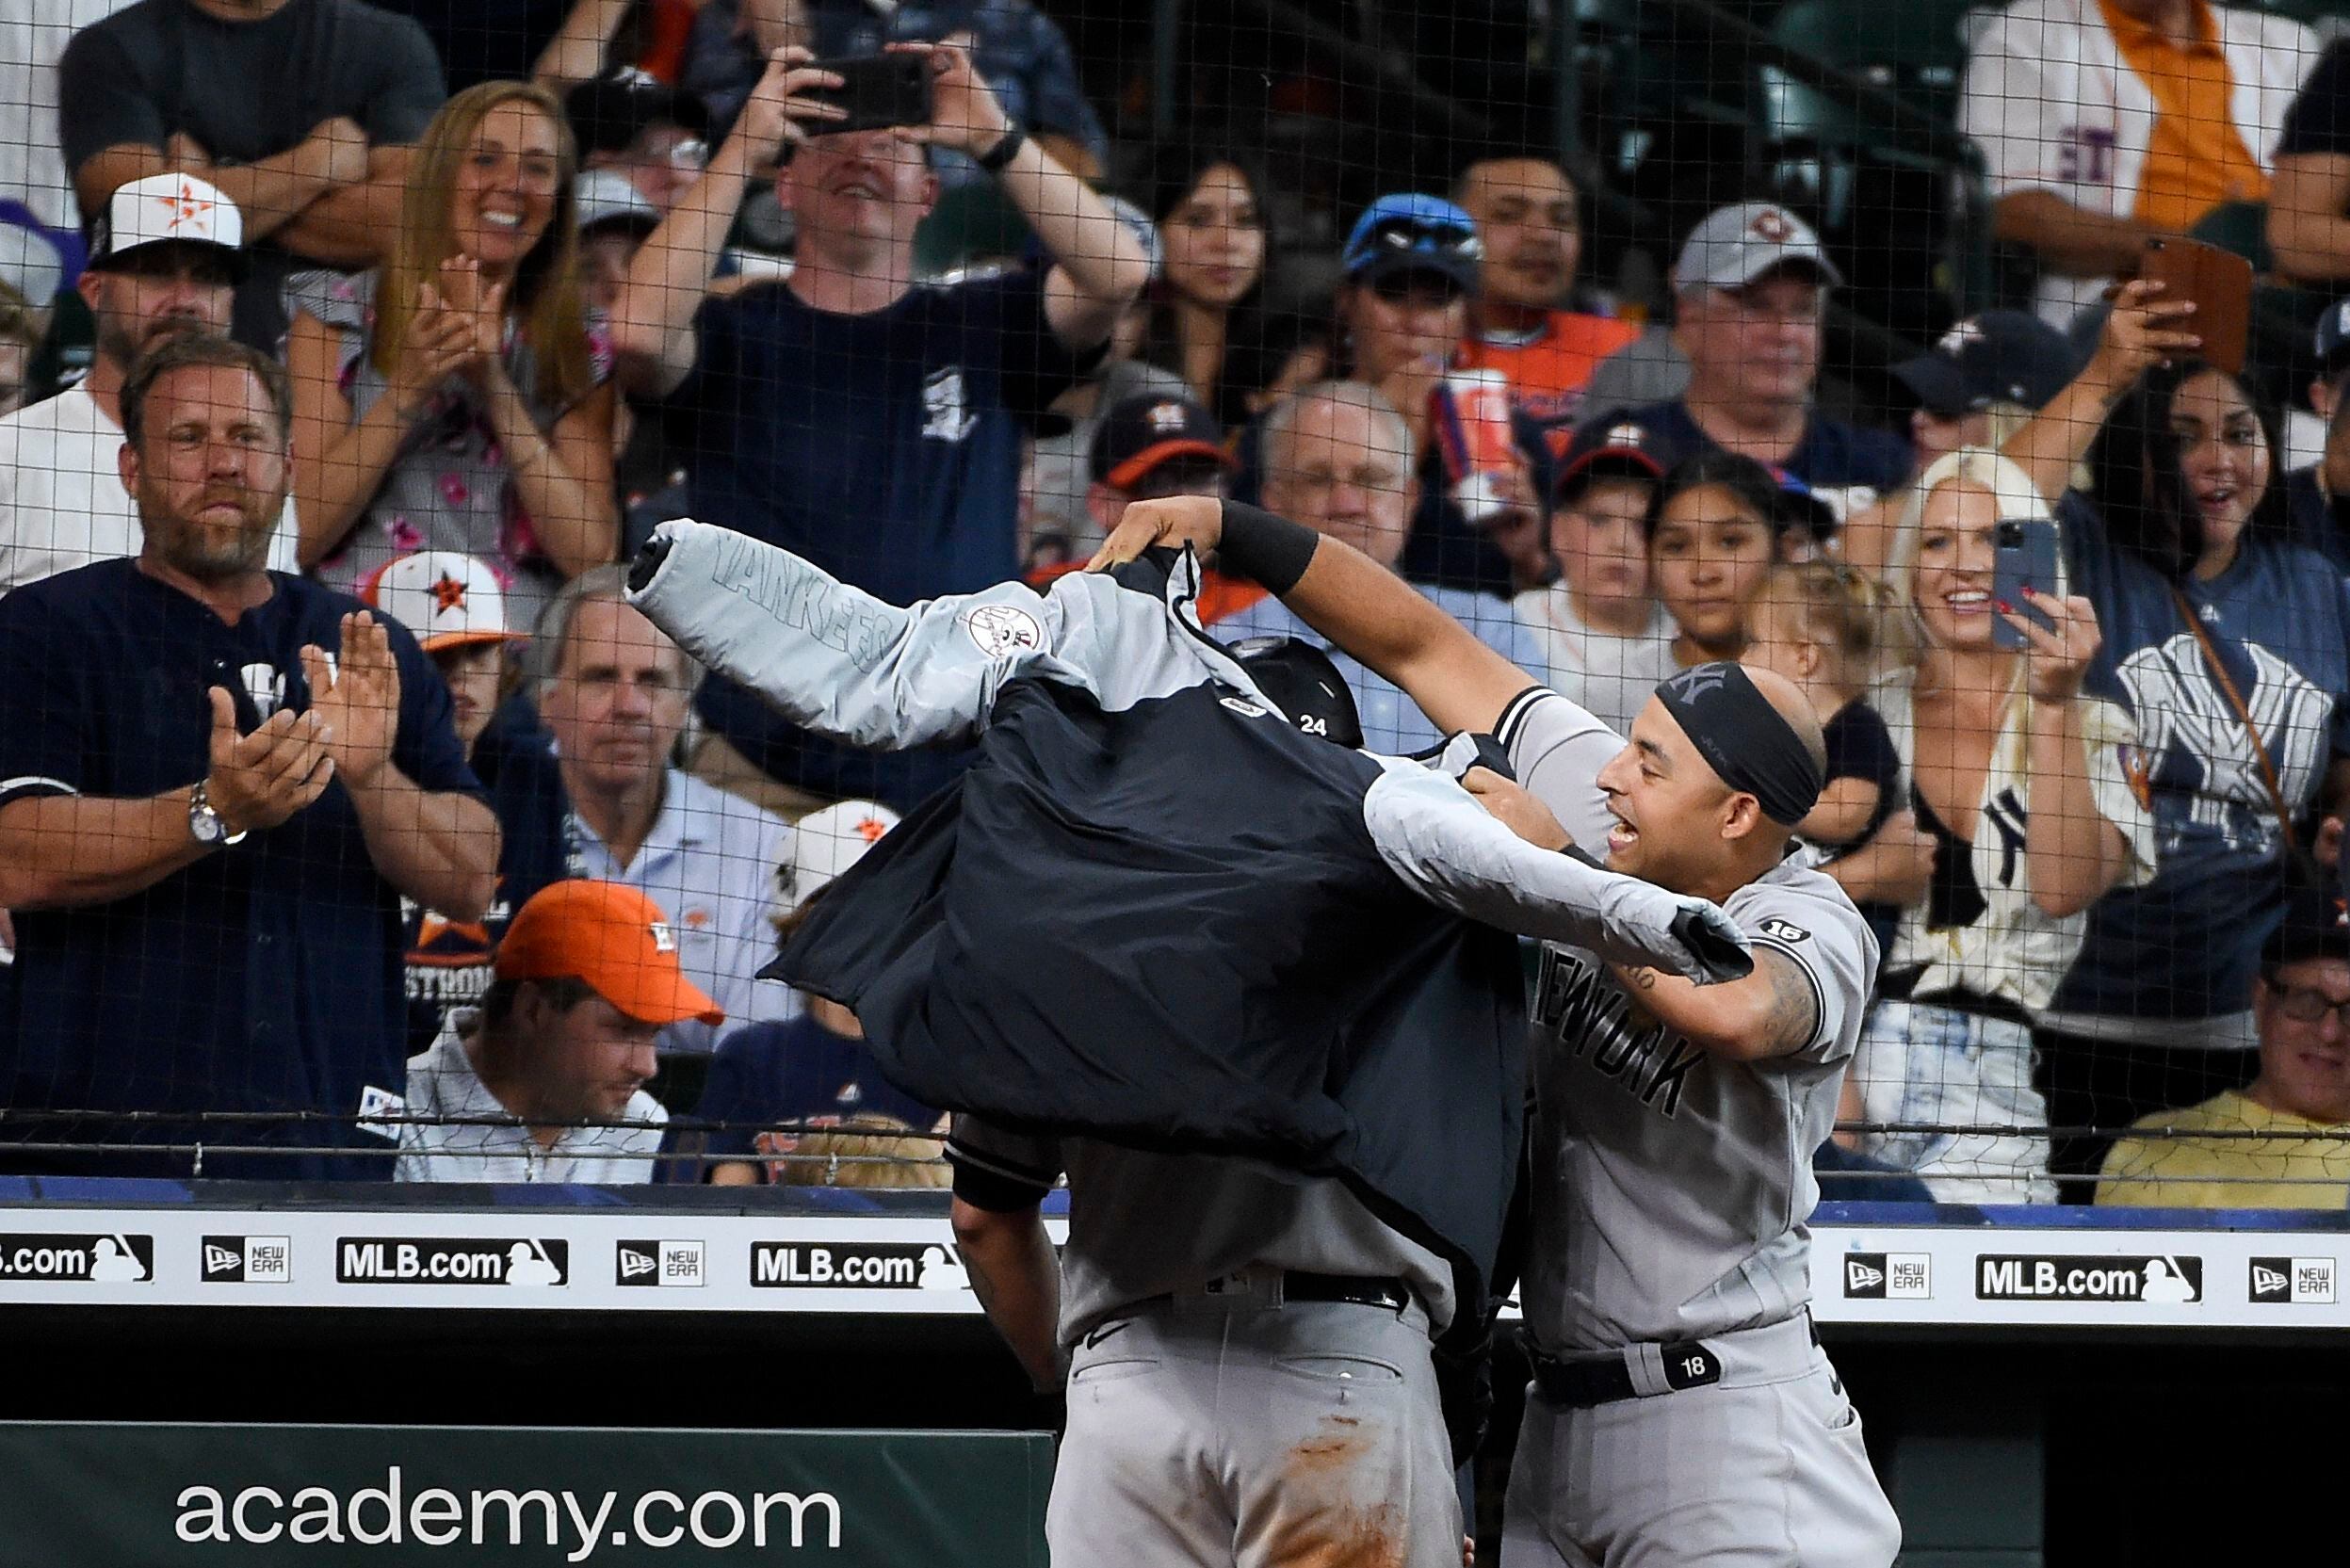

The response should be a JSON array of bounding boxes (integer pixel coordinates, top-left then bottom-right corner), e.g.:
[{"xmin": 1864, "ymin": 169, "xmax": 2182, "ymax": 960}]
[
  {"xmin": 1361, "ymin": 763, "xmax": 1753, "ymax": 984},
  {"xmin": 625, "ymin": 519, "xmax": 1182, "ymax": 750}
]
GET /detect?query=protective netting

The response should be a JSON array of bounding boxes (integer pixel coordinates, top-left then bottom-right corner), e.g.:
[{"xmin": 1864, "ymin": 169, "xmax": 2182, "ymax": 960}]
[{"xmin": 0, "ymin": 0, "xmax": 2346, "ymax": 1206}]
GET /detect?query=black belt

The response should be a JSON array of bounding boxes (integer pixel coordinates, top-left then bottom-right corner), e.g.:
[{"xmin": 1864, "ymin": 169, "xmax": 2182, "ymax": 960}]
[
  {"xmin": 1129, "ymin": 1271, "xmax": 1412, "ymax": 1314},
  {"xmin": 1282, "ymin": 1271, "xmax": 1412, "ymax": 1310},
  {"xmin": 1532, "ymin": 1318, "xmax": 1820, "ymax": 1410}
]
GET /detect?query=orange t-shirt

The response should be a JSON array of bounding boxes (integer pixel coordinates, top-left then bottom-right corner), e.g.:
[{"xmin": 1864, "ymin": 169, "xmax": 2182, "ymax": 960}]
[
  {"xmin": 2103, "ymin": 0, "xmax": 2269, "ymax": 232},
  {"xmin": 1457, "ymin": 311, "xmax": 1643, "ymax": 428}
]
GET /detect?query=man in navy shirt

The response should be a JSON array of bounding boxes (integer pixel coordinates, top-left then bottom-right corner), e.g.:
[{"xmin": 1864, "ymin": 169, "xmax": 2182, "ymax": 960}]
[
  {"xmin": 0, "ymin": 334, "xmax": 497, "ymax": 1180},
  {"xmin": 614, "ymin": 39, "xmax": 1148, "ymax": 810},
  {"xmin": 1584, "ymin": 202, "xmax": 1913, "ymax": 528}
]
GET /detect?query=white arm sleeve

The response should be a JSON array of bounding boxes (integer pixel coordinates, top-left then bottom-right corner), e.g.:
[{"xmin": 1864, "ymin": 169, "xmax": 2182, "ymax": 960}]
[
  {"xmin": 626, "ymin": 520, "xmax": 1181, "ymax": 750},
  {"xmin": 1362, "ymin": 764, "xmax": 1751, "ymax": 983}
]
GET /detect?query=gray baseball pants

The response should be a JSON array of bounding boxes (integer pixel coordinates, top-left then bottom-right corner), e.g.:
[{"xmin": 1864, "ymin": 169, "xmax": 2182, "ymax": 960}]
[
  {"xmin": 1047, "ymin": 1281, "xmax": 1464, "ymax": 1568},
  {"xmin": 1500, "ymin": 1316, "xmax": 1902, "ymax": 1567}
]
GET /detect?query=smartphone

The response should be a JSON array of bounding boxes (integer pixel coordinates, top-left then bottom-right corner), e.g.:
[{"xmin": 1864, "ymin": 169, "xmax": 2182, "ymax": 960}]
[
  {"xmin": 805, "ymin": 54, "xmax": 932, "ymax": 136},
  {"xmin": 1990, "ymin": 517, "xmax": 2062, "ymax": 651},
  {"xmin": 2140, "ymin": 235, "xmax": 2251, "ymax": 376}
]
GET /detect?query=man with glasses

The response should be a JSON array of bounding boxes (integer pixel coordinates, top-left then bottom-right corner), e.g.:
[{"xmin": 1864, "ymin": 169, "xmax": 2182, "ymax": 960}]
[
  {"xmin": 1215, "ymin": 380, "xmax": 1542, "ymax": 754},
  {"xmin": 2098, "ymin": 889, "xmax": 2350, "ymax": 1207},
  {"xmin": 1583, "ymin": 202, "xmax": 1913, "ymax": 529},
  {"xmin": 0, "ymin": 173, "xmax": 298, "ymax": 592}
]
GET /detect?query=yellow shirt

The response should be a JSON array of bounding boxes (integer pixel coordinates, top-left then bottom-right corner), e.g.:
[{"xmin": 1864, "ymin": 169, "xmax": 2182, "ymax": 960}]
[
  {"xmin": 2098, "ymin": 1089, "xmax": 2350, "ymax": 1209},
  {"xmin": 2101, "ymin": 0, "xmax": 2270, "ymax": 232}
]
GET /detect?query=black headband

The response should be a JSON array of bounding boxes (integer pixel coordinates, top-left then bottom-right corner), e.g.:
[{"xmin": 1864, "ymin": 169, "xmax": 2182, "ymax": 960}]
[{"xmin": 1654, "ymin": 662, "xmax": 1823, "ymax": 827}]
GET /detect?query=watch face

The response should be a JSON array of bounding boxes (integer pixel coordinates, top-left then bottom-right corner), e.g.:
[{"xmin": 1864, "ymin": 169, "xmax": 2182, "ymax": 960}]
[{"xmin": 188, "ymin": 797, "xmax": 224, "ymax": 846}]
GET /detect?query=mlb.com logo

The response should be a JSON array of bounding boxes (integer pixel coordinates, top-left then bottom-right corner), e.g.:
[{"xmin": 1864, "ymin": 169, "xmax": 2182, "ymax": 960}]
[
  {"xmin": 615, "ymin": 1239, "xmax": 705, "ymax": 1287},
  {"xmin": 201, "ymin": 1235, "xmax": 292, "ymax": 1285},
  {"xmin": 2248, "ymin": 1256, "xmax": 2337, "ymax": 1305},
  {"xmin": 1840, "ymin": 1252, "xmax": 1932, "ymax": 1301}
]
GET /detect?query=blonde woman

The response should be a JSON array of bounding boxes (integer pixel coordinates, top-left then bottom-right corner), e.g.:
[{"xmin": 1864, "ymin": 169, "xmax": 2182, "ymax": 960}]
[
  {"xmin": 1849, "ymin": 448, "xmax": 2154, "ymax": 1204},
  {"xmin": 286, "ymin": 80, "xmax": 618, "ymax": 627}
]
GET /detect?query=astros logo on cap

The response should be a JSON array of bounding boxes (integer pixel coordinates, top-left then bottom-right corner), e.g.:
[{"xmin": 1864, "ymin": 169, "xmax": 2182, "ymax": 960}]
[
  {"xmin": 1936, "ymin": 317, "xmax": 1985, "ymax": 357},
  {"xmin": 429, "ymin": 572, "xmax": 469, "ymax": 613},
  {"xmin": 1146, "ymin": 401, "xmax": 1187, "ymax": 433},
  {"xmin": 1606, "ymin": 422, "xmax": 1647, "ymax": 448},
  {"xmin": 156, "ymin": 176, "xmax": 215, "ymax": 234},
  {"xmin": 1748, "ymin": 207, "xmax": 1795, "ymax": 243}
]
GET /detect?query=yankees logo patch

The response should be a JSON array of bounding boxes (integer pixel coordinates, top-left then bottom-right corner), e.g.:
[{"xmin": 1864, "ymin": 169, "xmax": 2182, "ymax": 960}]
[{"xmin": 965, "ymin": 605, "xmax": 1045, "ymax": 658}]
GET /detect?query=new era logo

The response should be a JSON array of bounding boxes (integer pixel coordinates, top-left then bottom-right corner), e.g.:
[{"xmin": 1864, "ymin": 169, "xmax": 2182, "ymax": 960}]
[
  {"xmin": 616, "ymin": 1239, "xmax": 705, "ymax": 1288},
  {"xmin": 200, "ymin": 1236, "xmax": 291, "ymax": 1285},
  {"xmin": 2249, "ymin": 1256, "xmax": 2336, "ymax": 1304},
  {"xmin": 1841, "ymin": 1252, "xmax": 1931, "ymax": 1300}
]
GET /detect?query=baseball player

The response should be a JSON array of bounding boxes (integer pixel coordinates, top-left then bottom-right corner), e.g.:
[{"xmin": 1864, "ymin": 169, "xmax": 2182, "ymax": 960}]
[
  {"xmin": 623, "ymin": 518, "xmax": 1752, "ymax": 1568},
  {"xmin": 1096, "ymin": 496, "xmax": 1904, "ymax": 1567}
]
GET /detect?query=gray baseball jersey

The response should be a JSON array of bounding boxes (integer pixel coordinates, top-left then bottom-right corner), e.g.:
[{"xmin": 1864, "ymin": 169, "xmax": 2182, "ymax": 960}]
[
  {"xmin": 948, "ymin": 1116, "xmax": 1456, "ymax": 1344},
  {"xmin": 1495, "ymin": 686, "xmax": 1879, "ymax": 1352}
]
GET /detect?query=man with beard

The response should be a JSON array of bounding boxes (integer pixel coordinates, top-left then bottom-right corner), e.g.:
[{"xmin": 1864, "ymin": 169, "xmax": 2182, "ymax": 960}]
[
  {"xmin": 0, "ymin": 172, "xmax": 300, "ymax": 593},
  {"xmin": 0, "ymin": 332, "xmax": 497, "ymax": 1179}
]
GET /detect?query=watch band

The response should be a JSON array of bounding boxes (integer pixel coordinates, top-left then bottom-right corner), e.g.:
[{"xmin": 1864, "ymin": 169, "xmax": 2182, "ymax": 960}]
[{"xmin": 974, "ymin": 121, "xmax": 1026, "ymax": 174}]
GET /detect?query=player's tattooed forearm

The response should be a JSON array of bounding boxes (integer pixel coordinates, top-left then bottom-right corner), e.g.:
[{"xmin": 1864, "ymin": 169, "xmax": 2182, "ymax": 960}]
[{"xmin": 1760, "ymin": 949, "xmax": 1821, "ymax": 1053}]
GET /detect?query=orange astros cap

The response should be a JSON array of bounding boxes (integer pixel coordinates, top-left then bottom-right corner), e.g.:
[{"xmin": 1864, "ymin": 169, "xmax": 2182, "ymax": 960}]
[{"xmin": 495, "ymin": 881, "xmax": 724, "ymax": 1026}]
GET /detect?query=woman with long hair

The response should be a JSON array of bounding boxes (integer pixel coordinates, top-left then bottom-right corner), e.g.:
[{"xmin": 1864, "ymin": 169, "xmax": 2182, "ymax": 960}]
[
  {"xmin": 1844, "ymin": 448, "xmax": 2151, "ymax": 1203},
  {"xmin": 286, "ymin": 79, "xmax": 619, "ymax": 623},
  {"xmin": 1131, "ymin": 141, "xmax": 1303, "ymax": 429},
  {"xmin": 2002, "ymin": 284, "xmax": 2350, "ymax": 1193}
]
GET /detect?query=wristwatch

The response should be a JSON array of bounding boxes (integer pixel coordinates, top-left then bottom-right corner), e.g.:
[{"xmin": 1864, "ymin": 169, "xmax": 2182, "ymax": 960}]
[
  {"xmin": 188, "ymin": 780, "xmax": 248, "ymax": 849},
  {"xmin": 973, "ymin": 121, "xmax": 1026, "ymax": 174}
]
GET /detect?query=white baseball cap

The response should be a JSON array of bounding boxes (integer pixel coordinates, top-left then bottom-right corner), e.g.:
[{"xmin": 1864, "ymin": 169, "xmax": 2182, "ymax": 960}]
[
  {"xmin": 361, "ymin": 551, "xmax": 522, "ymax": 653},
  {"xmin": 89, "ymin": 172, "xmax": 246, "ymax": 273},
  {"xmin": 779, "ymin": 800, "xmax": 901, "ymax": 913},
  {"xmin": 1674, "ymin": 201, "xmax": 1841, "ymax": 293}
]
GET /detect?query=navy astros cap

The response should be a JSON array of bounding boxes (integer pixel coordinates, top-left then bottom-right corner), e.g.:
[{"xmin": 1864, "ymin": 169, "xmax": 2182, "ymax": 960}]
[
  {"xmin": 1893, "ymin": 311, "xmax": 2078, "ymax": 416},
  {"xmin": 2316, "ymin": 297, "xmax": 2350, "ymax": 377},
  {"xmin": 1551, "ymin": 418, "xmax": 1668, "ymax": 504},
  {"xmin": 1090, "ymin": 392, "xmax": 1232, "ymax": 489}
]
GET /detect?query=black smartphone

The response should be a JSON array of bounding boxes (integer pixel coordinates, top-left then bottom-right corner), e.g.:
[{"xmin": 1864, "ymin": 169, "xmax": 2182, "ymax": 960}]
[
  {"xmin": 1990, "ymin": 517, "xmax": 2062, "ymax": 650},
  {"xmin": 805, "ymin": 54, "xmax": 932, "ymax": 136}
]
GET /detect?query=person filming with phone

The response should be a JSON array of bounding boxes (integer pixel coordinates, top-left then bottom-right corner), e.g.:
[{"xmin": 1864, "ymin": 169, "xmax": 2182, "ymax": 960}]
[
  {"xmin": 1839, "ymin": 446, "xmax": 2154, "ymax": 1204},
  {"xmin": 2000, "ymin": 275, "xmax": 2350, "ymax": 1198},
  {"xmin": 610, "ymin": 39, "xmax": 1150, "ymax": 812}
]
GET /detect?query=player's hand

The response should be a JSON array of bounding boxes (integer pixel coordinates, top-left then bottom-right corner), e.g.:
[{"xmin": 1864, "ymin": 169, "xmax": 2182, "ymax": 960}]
[
  {"xmin": 1085, "ymin": 494, "xmax": 1224, "ymax": 572},
  {"xmin": 2002, "ymin": 589, "xmax": 2101, "ymax": 703},
  {"xmin": 1466, "ymin": 766, "xmax": 1571, "ymax": 852},
  {"xmin": 737, "ymin": 46, "xmax": 848, "ymax": 160},
  {"xmin": 203, "ymin": 687, "xmax": 334, "ymax": 834},
  {"xmin": 300, "ymin": 612, "xmax": 401, "ymax": 792},
  {"xmin": 2093, "ymin": 278, "xmax": 2198, "ymax": 382},
  {"xmin": 888, "ymin": 36, "xmax": 1011, "ymax": 157}
]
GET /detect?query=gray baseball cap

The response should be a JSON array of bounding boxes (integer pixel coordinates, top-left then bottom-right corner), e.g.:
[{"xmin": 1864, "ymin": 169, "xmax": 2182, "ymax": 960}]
[{"xmin": 1674, "ymin": 202, "xmax": 1842, "ymax": 293}]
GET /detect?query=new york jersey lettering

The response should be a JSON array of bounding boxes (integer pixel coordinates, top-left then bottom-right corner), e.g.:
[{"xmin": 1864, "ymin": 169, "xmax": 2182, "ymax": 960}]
[{"xmin": 1534, "ymin": 945, "xmax": 1700, "ymax": 1119}]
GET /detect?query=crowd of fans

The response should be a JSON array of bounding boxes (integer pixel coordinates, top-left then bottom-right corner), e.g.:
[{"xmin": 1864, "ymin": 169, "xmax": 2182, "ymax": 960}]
[{"xmin": 0, "ymin": 0, "xmax": 2346, "ymax": 1209}]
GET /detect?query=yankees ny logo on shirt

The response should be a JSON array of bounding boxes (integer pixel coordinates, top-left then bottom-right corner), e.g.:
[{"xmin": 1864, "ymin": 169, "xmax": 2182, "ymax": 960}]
[{"xmin": 2116, "ymin": 635, "xmax": 2330, "ymax": 851}]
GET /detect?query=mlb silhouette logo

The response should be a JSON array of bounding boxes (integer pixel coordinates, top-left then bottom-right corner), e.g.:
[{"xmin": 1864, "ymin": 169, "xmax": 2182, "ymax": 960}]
[
  {"xmin": 1146, "ymin": 401, "xmax": 1188, "ymax": 432},
  {"xmin": 648, "ymin": 921, "xmax": 676, "ymax": 954}
]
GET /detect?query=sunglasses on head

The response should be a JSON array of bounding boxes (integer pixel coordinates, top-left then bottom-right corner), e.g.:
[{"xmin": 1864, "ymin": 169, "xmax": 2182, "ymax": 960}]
[{"xmin": 1362, "ymin": 216, "xmax": 1482, "ymax": 259}]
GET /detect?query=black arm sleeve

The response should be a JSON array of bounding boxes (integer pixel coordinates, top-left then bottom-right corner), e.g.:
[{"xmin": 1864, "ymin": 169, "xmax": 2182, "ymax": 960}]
[{"xmin": 1215, "ymin": 500, "xmax": 1323, "ymax": 594}]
